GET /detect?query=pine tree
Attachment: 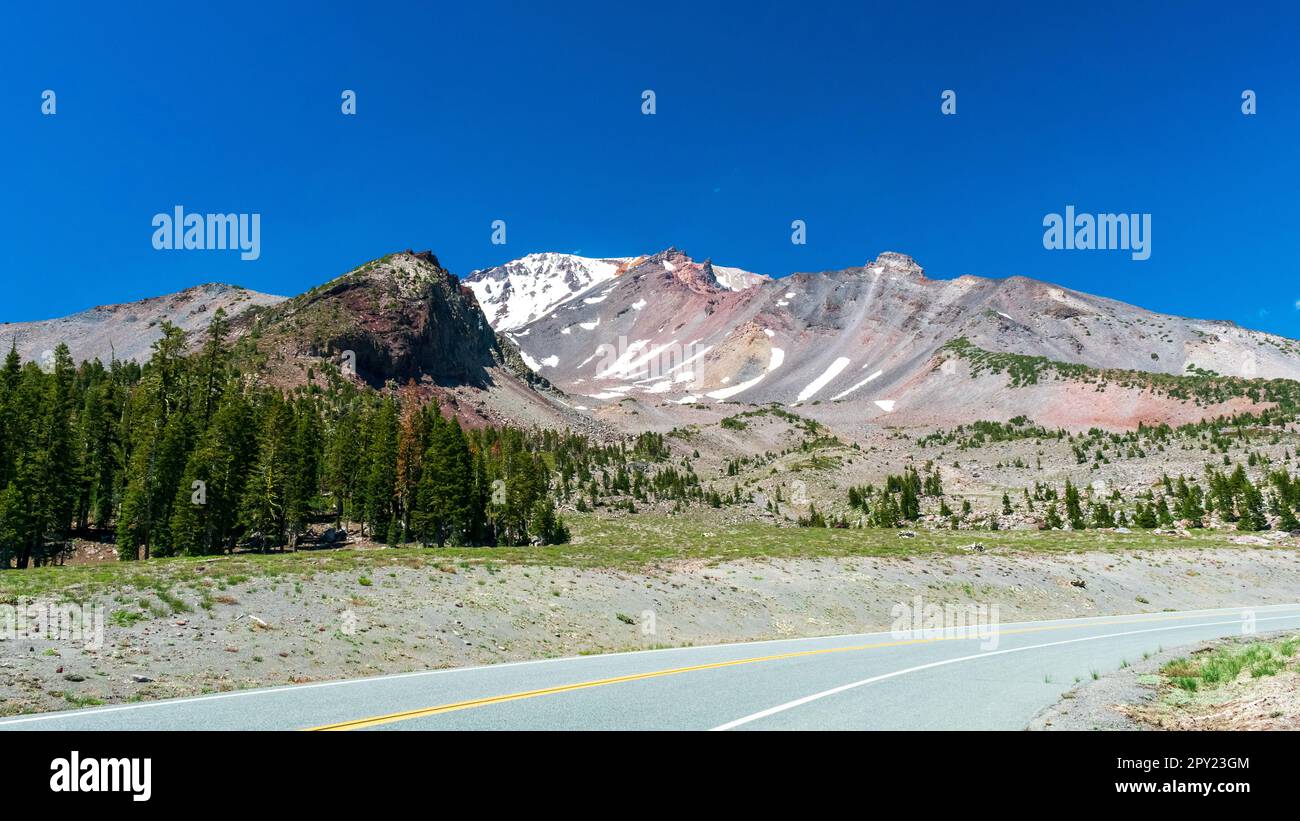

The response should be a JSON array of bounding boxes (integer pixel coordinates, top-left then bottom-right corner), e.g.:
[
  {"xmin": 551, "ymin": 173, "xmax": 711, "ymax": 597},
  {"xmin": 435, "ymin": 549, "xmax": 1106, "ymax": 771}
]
[
  {"xmin": 75, "ymin": 374, "xmax": 122, "ymax": 531},
  {"xmin": 899, "ymin": 481, "xmax": 919, "ymax": 520},
  {"xmin": 506, "ymin": 449, "xmax": 546, "ymax": 545},
  {"xmin": 40, "ymin": 344, "xmax": 79, "ymax": 558},
  {"xmin": 1063, "ymin": 479, "xmax": 1084, "ymax": 529},
  {"xmin": 395, "ymin": 391, "xmax": 427, "ymax": 540},
  {"xmin": 170, "ymin": 385, "xmax": 254, "ymax": 554},
  {"xmin": 117, "ymin": 325, "xmax": 193, "ymax": 559},
  {"xmin": 529, "ymin": 496, "xmax": 570, "ymax": 544},
  {"xmin": 1043, "ymin": 503, "xmax": 1063, "ymax": 530},
  {"xmin": 1090, "ymin": 503, "xmax": 1115, "ymax": 529},
  {"xmin": 1174, "ymin": 477, "xmax": 1205, "ymax": 528},
  {"xmin": 239, "ymin": 396, "xmax": 294, "ymax": 550},
  {"xmin": 414, "ymin": 416, "xmax": 475, "ymax": 546},
  {"xmin": 871, "ymin": 492, "xmax": 901, "ymax": 528},
  {"xmin": 1237, "ymin": 481, "xmax": 1267, "ymax": 531},
  {"xmin": 196, "ymin": 308, "xmax": 230, "ymax": 427},
  {"xmin": 470, "ymin": 449, "xmax": 492, "ymax": 544},
  {"xmin": 323, "ymin": 404, "xmax": 362, "ymax": 529},
  {"xmin": 1155, "ymin": 496, "xmax": 1174, "ymax": 528},
  {"xmin": 286, "ymin": 397, "xmax": 322, "ymax": 546},
  {"xmin": 363, "ymin": 397, "xmax": 399, "ymax": 539},
  {"xmin": 1277, "ymin": 500, "xmax": 1300, "ymax": 533},
  {"xmin": 0, "ymin": 342, "xmax": 20, "ymax": 490},
  {"xmin": 1133, "ymin": 501, "xmax": 1158, "ymax": 528}
]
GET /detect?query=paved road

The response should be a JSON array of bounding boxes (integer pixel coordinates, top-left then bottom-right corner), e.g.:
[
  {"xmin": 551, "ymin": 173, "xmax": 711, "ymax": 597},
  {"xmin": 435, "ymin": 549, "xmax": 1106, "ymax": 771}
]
[{"xmin": 3, "ymin": 603, "xmax": 1297, "ymax": 731}]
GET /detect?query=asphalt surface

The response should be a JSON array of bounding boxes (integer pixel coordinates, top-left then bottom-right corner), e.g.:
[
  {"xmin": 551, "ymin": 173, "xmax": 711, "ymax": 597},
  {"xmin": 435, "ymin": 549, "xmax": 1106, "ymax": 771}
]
[{"xmin": 3, "ymin": 603, "xmax": 1297, "ymax": 731}]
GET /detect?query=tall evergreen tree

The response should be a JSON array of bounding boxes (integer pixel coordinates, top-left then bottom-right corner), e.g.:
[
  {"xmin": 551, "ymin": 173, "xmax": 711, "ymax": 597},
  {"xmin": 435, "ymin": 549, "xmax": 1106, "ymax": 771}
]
[
  {"xmin": 286, "ymin": 397, "xmax": 322, "ymax": 545},
  {"xmin": 363, "ymin": 397, "xmax": 399, "ymax": 540},
  {"xmin": 170, "ymin": 384, "xmax": 254, "ymax": 554},
  {"xmin": 414, "ymin": 416, "xmax": 475, "ymax": 546},
  {"xmin": 117, "ymin": 325, "xmax": 192, "ymax": 559},
  {"xmin": 323, "ymin": 405, "xmax": 362, "ymax": 528},
  {"xmin": 239, "ymin": 395, "xmax": 295, "ymax": 550}
]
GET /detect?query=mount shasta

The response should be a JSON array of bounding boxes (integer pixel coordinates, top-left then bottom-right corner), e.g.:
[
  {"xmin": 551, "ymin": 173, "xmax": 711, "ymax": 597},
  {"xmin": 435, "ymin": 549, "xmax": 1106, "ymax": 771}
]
[{"xmin": 8, "ymin": 247, "xmax": 1300, "ymax": 435}]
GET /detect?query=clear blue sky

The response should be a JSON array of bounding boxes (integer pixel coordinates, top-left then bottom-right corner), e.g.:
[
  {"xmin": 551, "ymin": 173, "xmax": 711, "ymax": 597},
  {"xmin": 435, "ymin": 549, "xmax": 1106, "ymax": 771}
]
[{"xmin": 3, "ymin": 1, "xmax": 1298, "ymax": 336}]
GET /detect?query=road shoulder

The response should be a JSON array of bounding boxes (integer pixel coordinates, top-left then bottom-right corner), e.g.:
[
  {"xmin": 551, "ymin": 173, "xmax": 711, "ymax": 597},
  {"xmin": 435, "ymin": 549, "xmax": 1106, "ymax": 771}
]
[{"xmin": 1029, "ymin": 629, "xmax": 1300, "ymax": 730}]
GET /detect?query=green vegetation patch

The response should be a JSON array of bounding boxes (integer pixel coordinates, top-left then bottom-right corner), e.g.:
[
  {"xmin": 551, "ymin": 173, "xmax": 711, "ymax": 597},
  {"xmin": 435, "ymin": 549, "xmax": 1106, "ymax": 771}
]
[
  {"xmin": 941, "ymin": 336, "xmax": 1300, "ymax": 411},
  {"xmin": 0, "ymin": 512, "xmax": 1273, "ymax": 600},
  {"xmin": 1161, "ymin": 634, "xmax": 1300, "ymax": 692}
]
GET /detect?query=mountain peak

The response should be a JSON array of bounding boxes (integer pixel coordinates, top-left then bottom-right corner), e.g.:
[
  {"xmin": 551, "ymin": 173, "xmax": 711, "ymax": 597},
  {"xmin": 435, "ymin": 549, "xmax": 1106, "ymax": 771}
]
[
  {"xmin": 404, "ymin": 249, "xmax": 441, "ymax": 268},
  {"xmin": 869, "ymin": 251, "xmax": 925, "ymax": 278},
  {"xmin": 239, "ymin": 249, "xmax": 498, "ymax": 391},
  {"xmin": 642, "ymin": 248, "xmax": 720, "ymax": 293}
]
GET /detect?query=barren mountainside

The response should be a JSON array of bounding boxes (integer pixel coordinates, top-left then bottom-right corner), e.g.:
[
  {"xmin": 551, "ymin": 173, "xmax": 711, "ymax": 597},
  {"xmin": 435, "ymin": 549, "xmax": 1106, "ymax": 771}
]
[
  {"xmin": 496, "ymin": 249, "xmax": 1300, "ymax": 431},
  {"xmin": 9, "ymin": 246, "xmax": 1300, "ymax": 434},
  {"xmin": 1, "ymin": 283, "xmax": 284, "ymax": 366}
]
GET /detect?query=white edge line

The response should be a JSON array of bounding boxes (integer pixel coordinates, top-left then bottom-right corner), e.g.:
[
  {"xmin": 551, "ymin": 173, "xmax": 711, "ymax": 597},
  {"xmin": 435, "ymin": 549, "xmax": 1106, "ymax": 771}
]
[
  {"xmin": 708, "ymin": 613, "xmax": 1300, "ymax": 731},
  {"xmin": 0, "ymin": 602, "xmax": 1295, "ymax": 727}
]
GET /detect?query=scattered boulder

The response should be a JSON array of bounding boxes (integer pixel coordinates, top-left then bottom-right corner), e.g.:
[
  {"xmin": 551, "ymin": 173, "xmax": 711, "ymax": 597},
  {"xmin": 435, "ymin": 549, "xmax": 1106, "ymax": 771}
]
[{"xmin": 322, "ymin": 527, "xmax": 349, "ymax": 545}]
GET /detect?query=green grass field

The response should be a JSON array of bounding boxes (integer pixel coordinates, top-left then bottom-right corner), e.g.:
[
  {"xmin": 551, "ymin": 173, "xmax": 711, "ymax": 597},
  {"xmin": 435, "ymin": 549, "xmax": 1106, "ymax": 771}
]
[{"xmin": 0, "ymin": 513, "xmax": 1282, "ymax": 601}]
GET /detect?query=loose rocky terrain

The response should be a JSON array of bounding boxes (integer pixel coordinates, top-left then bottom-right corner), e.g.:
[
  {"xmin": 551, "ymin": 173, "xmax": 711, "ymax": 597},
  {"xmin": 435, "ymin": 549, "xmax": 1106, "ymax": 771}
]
[{"xmin": 2, "ymin": 283, "xmax": 283, "ymax": 366}]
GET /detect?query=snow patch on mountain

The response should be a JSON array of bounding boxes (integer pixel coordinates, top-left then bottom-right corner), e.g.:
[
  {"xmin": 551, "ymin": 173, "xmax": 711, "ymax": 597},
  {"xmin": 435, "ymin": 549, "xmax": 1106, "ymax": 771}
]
[
  {"xmin": 519, "ymin": 351, "xmax": 542, "ymax": 371},
  {"xmin": 796, "ymin": 356, "xmax": 851, "ymax": 402},
  {"xmin": 465, "ymin": 252, "xmax": 629, "ymax": 331},
  {"xmin": 712, "ymin": 264, "xmax": 770, "ymax": 292},
  {"xmin": 469, "ymin": 251, "xmax": 766, "ymax": 333}
]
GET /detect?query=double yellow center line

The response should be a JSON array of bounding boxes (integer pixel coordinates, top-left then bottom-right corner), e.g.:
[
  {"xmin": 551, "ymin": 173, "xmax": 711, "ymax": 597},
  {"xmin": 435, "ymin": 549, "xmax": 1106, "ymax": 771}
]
[
  {"xmin": 305, "ymin": 608, "xmax": 1280, "ymax": 730},
  {"xmin": 307, "ymin": 636, "xmax": 937, "ymax": 730}
]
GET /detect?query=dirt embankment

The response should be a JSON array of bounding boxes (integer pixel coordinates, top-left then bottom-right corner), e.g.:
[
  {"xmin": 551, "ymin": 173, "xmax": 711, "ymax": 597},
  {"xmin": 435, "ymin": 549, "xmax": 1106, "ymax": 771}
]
[{"xmin": 2, "ymin": 547, "xmax": 1298, "ymax": 716}]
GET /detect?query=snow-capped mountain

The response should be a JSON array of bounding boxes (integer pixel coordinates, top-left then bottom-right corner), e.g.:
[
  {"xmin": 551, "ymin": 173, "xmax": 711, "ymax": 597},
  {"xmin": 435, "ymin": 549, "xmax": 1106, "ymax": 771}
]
[
  {"xmin": 19, "ymin": 245, "xmax": 1300, "ymax": 436},
  {"xmin": 500, "ymin": 249, "xmax": 1300, "ymax": 431},
  {"xmin": 465, "ymin": 253, "xmax": 630, "ymax": 332},
  {"xmin": 465, "ymin": 251, "xmax": 768, "ymax": 331}
]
